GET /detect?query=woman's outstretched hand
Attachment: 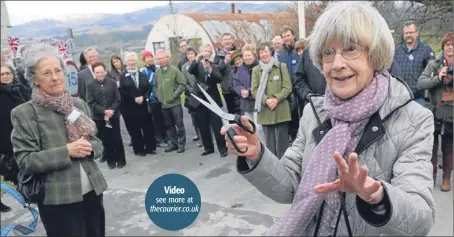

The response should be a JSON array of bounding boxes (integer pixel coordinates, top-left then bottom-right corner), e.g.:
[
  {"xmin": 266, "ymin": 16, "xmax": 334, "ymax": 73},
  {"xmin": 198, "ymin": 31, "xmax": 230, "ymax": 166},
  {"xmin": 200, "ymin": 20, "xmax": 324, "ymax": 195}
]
[
  {"xmin": 314, "ymin": 152, "xmax": 384, "ymax": 204},
  {"xmin": 220, "ymin": 116, "xmax": 261, "ymax": 161}
]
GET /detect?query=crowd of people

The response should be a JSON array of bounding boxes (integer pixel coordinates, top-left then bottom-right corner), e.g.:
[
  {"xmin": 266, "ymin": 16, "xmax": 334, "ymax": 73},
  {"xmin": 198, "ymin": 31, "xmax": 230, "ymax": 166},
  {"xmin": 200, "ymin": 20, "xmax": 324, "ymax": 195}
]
[{"xmin": 0, "ymin": 1, "xmax": 452, "ymax": 236}]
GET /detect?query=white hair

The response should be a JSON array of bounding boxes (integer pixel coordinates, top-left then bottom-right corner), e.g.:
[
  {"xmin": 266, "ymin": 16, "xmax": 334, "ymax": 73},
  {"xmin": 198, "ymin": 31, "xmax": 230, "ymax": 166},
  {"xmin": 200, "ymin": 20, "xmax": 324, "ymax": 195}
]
[
  {"xmin": 124, "ymin": 51, "xmax": 138, "ymax": 62},
  {"xmin": 156, "ymin": 49, "xmax": 169, "ymax": 58},
  {"xmin": 84, "ymin": 47, "xmax": 98, "ymax": 57},
  {"xmin": 272, "ymin": 36, "xmax": 283, "ymax": 43},
  {"xmin": 308, "ymin": 1, "xmax": 395, "ymax": 72},
  {"xmin": 22, "ymin": 43, "xmax": 64, "ymax": 84}
]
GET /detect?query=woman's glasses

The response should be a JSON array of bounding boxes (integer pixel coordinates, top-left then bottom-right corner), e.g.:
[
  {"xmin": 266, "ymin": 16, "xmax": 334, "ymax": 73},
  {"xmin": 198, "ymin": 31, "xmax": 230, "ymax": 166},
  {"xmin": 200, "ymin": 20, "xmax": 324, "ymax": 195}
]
[{"xmin": 322, "ymin": 44, "xmax": 367, "ymax": 63}]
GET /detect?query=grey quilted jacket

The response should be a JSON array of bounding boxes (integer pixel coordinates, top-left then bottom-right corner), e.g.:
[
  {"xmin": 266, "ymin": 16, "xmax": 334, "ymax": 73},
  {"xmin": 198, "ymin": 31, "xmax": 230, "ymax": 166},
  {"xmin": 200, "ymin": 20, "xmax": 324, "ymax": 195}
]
[{"xmin": 237, "ymin": 75, "xmax": 436, "ymax": 236}]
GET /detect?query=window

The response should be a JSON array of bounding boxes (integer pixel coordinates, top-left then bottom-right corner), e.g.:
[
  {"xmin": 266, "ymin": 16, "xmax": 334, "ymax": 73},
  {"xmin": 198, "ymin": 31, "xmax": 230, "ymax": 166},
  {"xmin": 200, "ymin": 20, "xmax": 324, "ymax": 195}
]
[{"xmin": 153, "ymin": 42, "xmax": 165, "ymax": 54}]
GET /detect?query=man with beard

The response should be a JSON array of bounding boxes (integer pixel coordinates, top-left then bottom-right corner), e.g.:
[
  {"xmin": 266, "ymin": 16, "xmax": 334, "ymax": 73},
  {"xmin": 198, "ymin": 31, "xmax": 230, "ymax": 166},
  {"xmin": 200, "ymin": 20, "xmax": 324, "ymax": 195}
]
[
  {"xmin": 277, "ymin": 26, "xmax": 301, "ymax": 144},
  {"xmin": 394, "ymin": 21, "xmax": 434, "ymax": 103}
]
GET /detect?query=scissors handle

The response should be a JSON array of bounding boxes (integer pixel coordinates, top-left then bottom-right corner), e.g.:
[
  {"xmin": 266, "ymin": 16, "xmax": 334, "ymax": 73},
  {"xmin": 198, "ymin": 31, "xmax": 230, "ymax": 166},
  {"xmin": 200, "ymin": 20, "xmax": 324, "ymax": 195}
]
[
  {"xmin": 226, "ymin": 127, "xmax": 248, "ymax": 154},
  {"xmin": 230, "ymin": 114, "xmax": 256, "ymax": 134}
]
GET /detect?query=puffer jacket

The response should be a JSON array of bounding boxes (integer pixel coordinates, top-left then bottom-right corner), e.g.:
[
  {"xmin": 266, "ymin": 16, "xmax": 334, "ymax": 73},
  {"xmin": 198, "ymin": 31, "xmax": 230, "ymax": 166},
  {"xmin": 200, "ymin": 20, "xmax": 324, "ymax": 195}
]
[{"xmin": 237, "ymin": 75, "xmax": 435, "ymax": 236}]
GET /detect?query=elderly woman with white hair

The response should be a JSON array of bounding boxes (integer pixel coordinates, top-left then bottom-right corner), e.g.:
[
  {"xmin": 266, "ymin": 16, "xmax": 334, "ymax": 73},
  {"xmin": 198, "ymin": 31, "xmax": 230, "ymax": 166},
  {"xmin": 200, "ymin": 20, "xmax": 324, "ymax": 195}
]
[
  {"xmin": 119, "ymin": 51, "xmax": 156, "ymax": 156},
  {"xmin": 222, "ymin": 1, "xmax": 435, "ymax": 236},
  {"xmin": 10, "ymin": 44, "xmax": 107, "ymax": 236}
]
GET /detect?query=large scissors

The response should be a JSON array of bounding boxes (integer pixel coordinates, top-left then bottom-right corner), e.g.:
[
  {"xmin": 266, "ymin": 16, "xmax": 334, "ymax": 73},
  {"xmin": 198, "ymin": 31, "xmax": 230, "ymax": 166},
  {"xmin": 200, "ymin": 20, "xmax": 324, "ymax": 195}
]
[{"xmin": 190, "ymin": 84, "xmax": 256, "ymax": 153}]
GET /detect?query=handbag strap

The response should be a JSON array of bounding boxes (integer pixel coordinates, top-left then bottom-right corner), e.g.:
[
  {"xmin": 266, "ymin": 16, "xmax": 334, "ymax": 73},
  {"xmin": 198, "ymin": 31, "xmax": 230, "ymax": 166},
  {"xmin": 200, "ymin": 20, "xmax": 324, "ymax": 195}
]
[
  {"xmin": 0, "ymin": 103, "xmax": 42, "ymax": 236},
  {"xmin": 0, "ymin": 182, "xmax": 39, "ymax": 236},
  {"xmin": 29, "ymin": 103, "xmax": 42, "ymax": 150}
]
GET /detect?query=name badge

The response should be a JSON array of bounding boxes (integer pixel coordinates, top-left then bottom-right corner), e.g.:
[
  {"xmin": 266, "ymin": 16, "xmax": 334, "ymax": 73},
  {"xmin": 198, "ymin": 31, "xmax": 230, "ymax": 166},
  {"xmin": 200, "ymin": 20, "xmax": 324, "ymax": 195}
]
[
  {"xmin": 67, "ymin": 108, "xmax": 82, "ymax": 123},
  {"xmin": 273, "ymin": 75, "xmax": 280, "ymax": 81},
  {"xmin": 292, "ymin": 60, "xmax": 297, "ymax": 64},
  {"xmin": 125, "ymin": 73, "xmax": 130, "ymax": 77},
  {"xmin": 408, "ymin": 54, "xmax": 414, "ymax": 61}
]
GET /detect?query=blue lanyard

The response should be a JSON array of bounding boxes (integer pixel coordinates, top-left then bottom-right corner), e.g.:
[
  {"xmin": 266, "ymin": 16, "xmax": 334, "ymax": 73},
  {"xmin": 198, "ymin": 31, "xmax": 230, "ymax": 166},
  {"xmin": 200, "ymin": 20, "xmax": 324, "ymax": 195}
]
[{"xmin": 0, "ymin": 182, "xmax": 40, "ymax": 236}]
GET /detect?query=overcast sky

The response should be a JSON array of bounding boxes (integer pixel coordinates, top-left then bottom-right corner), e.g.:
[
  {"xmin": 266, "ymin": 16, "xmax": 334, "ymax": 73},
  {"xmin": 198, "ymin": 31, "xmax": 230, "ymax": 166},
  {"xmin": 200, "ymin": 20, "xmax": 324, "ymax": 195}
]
[{"xmin": 5, "ymin": 1, "xmax": 282, "ymax": 26}]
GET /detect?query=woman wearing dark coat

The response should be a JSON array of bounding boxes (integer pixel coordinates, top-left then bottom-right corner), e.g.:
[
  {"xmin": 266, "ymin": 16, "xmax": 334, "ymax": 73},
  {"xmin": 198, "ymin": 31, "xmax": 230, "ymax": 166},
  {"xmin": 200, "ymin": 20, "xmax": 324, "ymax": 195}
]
[
  {"xmin": 119, "ymin": 52, "xmax": 156, "ymax": 156},
  {"xmin": 108, "ymin": 55, "xmax": 126, "ymax": 87},
  {"xmin": 87, "ymin": 62, "xmax": 126, "ymax": 169},
  {"xmin": 0, "ymin": 64, "xmax": 31, "ymax": 212},
  {"xmin": 11, "ymin": 44, "xmax": 107, "ymax": 237}
]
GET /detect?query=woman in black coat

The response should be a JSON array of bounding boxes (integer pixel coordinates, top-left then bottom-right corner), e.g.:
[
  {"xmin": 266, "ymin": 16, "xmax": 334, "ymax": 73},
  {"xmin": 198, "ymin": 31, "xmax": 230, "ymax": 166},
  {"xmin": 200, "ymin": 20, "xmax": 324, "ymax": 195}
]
[
  {"xmin": 119, "ymin": 52, "xmax": 156, "ymax": 156},
  {"xmin": 0, "ymin": 65, "xmax": 31, "ymax": 212},
  {"xmin": 87, "ymin": 62, "xmax": 126, "ymax": 169}
]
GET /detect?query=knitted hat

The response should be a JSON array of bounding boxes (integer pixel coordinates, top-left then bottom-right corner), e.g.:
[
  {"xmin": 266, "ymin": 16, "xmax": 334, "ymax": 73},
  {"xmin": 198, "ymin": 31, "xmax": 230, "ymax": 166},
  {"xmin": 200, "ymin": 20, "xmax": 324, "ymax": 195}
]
[{"xmin": 142, "ymin": 50, "xmax": 153, "ymax": 61}]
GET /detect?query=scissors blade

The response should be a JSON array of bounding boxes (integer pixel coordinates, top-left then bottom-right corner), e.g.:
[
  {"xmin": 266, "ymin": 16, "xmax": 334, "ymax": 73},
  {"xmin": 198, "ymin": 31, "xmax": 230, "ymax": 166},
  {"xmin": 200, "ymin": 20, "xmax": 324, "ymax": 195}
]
[
  {"xmin": 190, "ymin": 92, "xmax": 224, "ymax": 116},
  {"xmin": 196, "ymin": 83, "xmax": 222, "ymax": 111}
]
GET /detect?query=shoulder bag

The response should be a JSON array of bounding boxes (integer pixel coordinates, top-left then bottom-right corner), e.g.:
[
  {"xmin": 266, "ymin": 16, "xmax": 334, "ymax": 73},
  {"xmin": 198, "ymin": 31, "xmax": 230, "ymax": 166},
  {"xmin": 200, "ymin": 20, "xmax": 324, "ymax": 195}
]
[{"xmin": 16, "ymin": 103, "xmax": 45, "ymax": 204}]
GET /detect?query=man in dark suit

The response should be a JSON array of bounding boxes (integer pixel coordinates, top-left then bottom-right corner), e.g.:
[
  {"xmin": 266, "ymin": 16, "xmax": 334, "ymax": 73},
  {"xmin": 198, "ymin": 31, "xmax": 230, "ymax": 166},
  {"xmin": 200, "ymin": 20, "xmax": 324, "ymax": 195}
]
[
  {"xmin": 187, "ymin": 44, "xmax": 228, "ymax": 157},
  {"xmin": 77, "ymin": 47, "xmax": 100, "ymax": 102}
]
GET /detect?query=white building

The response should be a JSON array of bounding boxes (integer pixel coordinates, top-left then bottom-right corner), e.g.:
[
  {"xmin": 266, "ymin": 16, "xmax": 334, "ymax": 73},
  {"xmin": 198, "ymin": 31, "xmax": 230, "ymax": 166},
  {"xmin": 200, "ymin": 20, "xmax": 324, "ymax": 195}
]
[{"xmin": 145, "ymin": 12, "xmax": 291, "ymax": 65}]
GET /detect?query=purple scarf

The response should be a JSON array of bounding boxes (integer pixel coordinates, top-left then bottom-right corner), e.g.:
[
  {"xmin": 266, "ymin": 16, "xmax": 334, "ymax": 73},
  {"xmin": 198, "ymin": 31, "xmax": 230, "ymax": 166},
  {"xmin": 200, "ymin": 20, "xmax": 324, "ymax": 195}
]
[
  {"xmin": 32, "ymin": 89, "xmax": 96, "ymax": 143},
  {"xmin": 267, "ymin": 72, "xmax": 389, "ymax": 236}
]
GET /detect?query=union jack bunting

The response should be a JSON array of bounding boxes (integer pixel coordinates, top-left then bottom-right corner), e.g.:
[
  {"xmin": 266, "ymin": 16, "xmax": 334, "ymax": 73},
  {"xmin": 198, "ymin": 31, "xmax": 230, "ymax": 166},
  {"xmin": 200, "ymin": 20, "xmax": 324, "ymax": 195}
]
[
  {"xmin": 58, "ymin": 40, "xmax": 69, "ymax": 58},
  {"xmin": 7, "ymin": 36, "xmax": 20, "ymax": 55}
]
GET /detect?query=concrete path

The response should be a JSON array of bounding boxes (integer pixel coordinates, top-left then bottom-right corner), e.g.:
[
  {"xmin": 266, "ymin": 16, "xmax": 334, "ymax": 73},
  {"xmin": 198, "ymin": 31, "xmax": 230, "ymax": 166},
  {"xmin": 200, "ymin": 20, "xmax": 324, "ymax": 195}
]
[{"xmin": 1, "ymin": 108, "xmax": 452, "ymax": 236}]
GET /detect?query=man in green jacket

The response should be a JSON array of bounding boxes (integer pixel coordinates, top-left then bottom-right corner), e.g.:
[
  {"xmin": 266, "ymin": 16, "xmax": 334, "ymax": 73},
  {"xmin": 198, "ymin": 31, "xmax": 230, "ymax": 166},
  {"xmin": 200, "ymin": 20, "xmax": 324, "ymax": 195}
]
[{"xmin": 155, "ymin": 49, "xmax": 187, "ymax": 153}]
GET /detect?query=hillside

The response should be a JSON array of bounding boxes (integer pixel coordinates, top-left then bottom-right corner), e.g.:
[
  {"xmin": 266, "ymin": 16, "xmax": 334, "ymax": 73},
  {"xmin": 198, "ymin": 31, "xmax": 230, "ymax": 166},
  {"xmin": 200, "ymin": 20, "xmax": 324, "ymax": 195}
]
[{"xmin": 12, "ymin": 2, "xmax": 287, "ymax": 38}]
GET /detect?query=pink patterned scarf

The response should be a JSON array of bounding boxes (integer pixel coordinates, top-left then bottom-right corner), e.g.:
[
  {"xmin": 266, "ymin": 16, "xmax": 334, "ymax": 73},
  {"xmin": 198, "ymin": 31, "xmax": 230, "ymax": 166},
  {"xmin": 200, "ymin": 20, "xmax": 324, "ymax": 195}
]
[
  {"xmin": 267, "ymin": 72, "xmax": 389, "ymax": 236},
  {"xmin": 31, "ymin": 89, "xmax": 96, "ymax": 142}
]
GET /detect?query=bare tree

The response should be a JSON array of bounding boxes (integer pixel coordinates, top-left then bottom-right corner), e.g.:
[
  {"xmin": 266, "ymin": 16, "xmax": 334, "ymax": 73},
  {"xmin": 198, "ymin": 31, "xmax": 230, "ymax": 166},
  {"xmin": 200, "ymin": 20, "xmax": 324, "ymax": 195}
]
[{"xmin": 273, "ymin": 1, "xmax": 329, "ymax": 39}]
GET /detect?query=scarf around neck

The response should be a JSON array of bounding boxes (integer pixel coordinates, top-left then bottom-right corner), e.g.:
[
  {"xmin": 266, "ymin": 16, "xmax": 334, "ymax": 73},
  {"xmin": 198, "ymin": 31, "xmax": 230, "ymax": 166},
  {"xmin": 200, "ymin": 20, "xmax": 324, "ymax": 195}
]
[
  {"xmin": 254, "ymin": 57, "xmax": 276, "ymax": 113},
  {"xmin": 267, "ymin": 71, "xmax": 389, "ymax": 236},
  {"xmin": 31, "ymin": 89, "xmax": 96, "ymax": 143}
]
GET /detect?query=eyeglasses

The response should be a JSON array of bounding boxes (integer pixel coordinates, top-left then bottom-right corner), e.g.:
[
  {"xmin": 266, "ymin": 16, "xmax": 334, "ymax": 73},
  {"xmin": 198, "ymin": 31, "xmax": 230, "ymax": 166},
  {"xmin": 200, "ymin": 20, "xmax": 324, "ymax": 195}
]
[
  {"xmin": 35, "ymin": 69, "xmax": 65, "ymax": 79},
  {"xmin": 322, "ymin": 44, "xmax": 367, "ymax": 63},
  {"xmin": 0, "ymin": 72, "xmax": 12, "ymax": 77}
]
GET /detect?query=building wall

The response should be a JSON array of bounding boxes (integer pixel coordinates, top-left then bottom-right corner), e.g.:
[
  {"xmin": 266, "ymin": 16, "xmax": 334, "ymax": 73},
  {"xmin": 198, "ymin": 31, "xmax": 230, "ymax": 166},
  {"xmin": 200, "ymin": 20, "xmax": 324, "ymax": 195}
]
[{"xmin": 145, "ymin": 14, "xmax": 213, "ymax": 66}]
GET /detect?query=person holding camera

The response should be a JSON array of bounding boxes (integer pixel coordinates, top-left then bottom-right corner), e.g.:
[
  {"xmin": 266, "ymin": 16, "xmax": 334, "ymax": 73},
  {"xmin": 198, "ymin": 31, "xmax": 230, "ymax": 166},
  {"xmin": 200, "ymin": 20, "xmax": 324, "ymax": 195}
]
[
  {"xmin": 181, "ymin": 46, "xmax": 203, "ymax": 148},
  {"xmin": 186, "ymin": 45, "xmax": 228, "ymax": 157},
  {"xmin": 417, "ymin": 32, "xmax": 453, "ymax": 192}
]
